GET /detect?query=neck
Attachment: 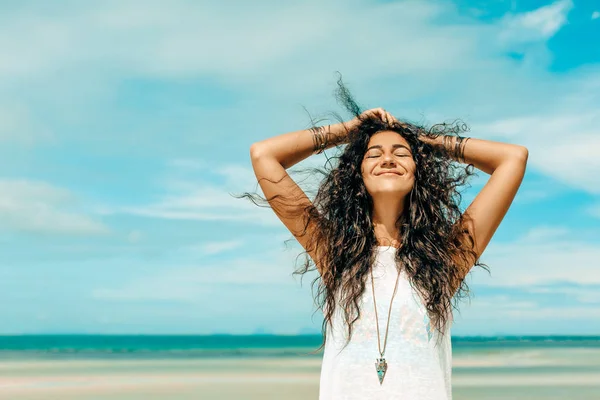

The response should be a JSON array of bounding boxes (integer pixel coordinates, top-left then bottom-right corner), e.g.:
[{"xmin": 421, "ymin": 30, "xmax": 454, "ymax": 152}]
[{"xmin": 372, "ymin": 198, "xmax": 405, "ymax": 247}]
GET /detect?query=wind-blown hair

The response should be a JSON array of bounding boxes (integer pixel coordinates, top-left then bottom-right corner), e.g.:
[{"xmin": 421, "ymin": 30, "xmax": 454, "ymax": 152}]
[{"xmin": 235, "ymin": 75, "xmax": 489, "ymax": 352}]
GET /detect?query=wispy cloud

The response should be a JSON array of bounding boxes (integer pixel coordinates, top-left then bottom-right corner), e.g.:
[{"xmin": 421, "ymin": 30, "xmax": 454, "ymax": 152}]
[
  {"xmin": 0, "ymin": 0, "xmax": 598, "ymax": 334},
  {"xmin": 197, "ymin": 240, "xmax": 245, "ymax": 255},
  {"xmin": 93, "ymin": 247, "xmax": 303, "ymax": 301},
  {"xmin": 471, "ymin": 226, "xmax": 600, "ymax": 285},
  {"xmin": 526, "ymin": 282, "xmax": 600, "ymax": 304},
  {"xmin": 475, "ymin": 106, "xmax": 600, "ymax": 194},
  {"xmin": 116, "ymin": 180, "xmax": 282, "ymax": 225},
  {"xmin": 92, "ymin": 224, "xmax": 600, "ymax": 305},
  {"xmin": 499, "ymin": 0, "xmax": 573, "ymax": 43},
  {"xmin": 89, "ymin": 226, "xmax": 600, "ymax": 334},
  {"xmin": 107, "ymin": 158, "xmax": 322, "ymax": 225},
  {"xmin": 0, "ymin": 0, "xmax": 358, "ymax": 81},
  {"xmin": 0, "ymin": 180, "xmax": 109, "ymax": 235}
]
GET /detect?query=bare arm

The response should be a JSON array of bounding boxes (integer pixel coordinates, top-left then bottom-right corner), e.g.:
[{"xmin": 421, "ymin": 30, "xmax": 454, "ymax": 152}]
[
  {"xmin": 249, "ymin": 123, "xmax": 349, "ymax": 273},
  {"xmin": 249, "ymin": 108, "xmax": 404, "ymax": 272},
  {"xmin": 251, "ymin": 107, "xmax": 396, "ymax": 168},
  {"xmin": 422, "ymin": 134, "xmax": 529, "ymax": 276},
  {"xmin": 250, "ymin": 123, "xmax": 348, "ymax": 169}
]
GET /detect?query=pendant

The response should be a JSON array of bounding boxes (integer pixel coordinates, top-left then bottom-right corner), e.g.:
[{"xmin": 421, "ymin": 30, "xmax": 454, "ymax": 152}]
[{"xmin": 375, "ymin": 357, "xmax": 387, "ymax": 384}]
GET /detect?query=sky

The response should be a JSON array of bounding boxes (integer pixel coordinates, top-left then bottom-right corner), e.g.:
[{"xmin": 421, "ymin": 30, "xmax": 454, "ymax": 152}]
[{"xmin": 0, "ymin": 0, "xmax": 599, "ymax": 336}]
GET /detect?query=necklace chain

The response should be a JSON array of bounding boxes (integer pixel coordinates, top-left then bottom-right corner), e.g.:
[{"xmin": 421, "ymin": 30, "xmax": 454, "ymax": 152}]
[{"xmin": 370, "ymin": 265, "xmax": 401, "ymax": 358}]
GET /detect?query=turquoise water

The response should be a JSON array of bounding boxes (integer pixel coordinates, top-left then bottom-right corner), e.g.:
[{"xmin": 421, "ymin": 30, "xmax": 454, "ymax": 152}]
[{"xmin": 0, "ymin": 335, "xmax": 599, "ymax": 360}]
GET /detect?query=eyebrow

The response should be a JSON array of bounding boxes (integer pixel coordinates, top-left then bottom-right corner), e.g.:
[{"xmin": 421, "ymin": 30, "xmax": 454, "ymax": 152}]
[{"xmin": 366, "ymin": 144, "xmax": 411, "ymax": 152}]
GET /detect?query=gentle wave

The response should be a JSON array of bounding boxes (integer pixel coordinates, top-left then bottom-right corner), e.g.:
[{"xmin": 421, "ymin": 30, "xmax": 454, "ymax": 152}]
[{"xmin": 1, "ymin": 335, "xmax": 599, "ymax": 360}]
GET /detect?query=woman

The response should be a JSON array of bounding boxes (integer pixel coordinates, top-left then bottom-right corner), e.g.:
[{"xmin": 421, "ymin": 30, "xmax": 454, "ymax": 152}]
[{"xmin": 242, "ymin": 79, "xmax": 528, "ymax": 399}]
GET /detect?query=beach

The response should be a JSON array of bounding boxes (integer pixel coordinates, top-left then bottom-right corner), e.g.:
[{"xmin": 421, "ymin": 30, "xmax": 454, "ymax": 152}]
[
  {"xmin": 1, "ymin": 336, "xmax": 599, "ymax": 399},
  {"xmin": 2, "ymin": 349, "xmax": 600, "ymax": 399}
]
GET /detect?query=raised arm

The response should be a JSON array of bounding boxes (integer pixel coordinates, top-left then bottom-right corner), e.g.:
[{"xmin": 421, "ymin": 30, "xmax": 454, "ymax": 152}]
[
  {"xmin": 421, "ymin": 134, "xmax": 529, "ymax": 280},
  {"xmin": 249, "ymin": 123, "xmax": 349, "ymax": 273}
]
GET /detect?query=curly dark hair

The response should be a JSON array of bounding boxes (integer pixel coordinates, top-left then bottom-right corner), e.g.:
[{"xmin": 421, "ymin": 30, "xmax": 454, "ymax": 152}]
[{"xmin": 235, "ymin": 74, "xmax": 489, "ymax": 352}]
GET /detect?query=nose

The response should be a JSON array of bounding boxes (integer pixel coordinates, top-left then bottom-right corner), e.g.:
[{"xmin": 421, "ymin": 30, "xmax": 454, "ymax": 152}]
[{"xmin": 381, "ymin": 154, "xmax": 396, "ymax": 167}]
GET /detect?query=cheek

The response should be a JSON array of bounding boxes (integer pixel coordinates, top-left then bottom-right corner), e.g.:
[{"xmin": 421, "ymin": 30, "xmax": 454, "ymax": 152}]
[
  {"xmin": 360, "ymin": 161, "xmax": 370, "ymax": 177},
  {"xmin": 405, "ymin": 159, "xmax": 417, "ymax": 174},
  {"xmin": 360, "ymin": 163, "xmax": 374, "ymax": 189}
]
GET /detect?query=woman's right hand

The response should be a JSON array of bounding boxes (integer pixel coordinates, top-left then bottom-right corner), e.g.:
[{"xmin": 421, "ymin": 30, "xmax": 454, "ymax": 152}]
[
  {"xmin": 349, "ymin": 107, "xmax": 399, "ymax": 128},
  {"xmin": 330, "ymin": 108, "xmax": 399, "ymax": 145}
]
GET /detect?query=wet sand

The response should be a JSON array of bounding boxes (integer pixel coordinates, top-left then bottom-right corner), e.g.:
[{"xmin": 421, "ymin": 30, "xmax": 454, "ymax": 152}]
[{"xmin": 1, "ymin": 350, "xmax": 599, "ymax": 399}]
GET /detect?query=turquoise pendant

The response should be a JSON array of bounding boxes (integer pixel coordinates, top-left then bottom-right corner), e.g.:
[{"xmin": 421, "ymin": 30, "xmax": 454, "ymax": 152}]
[{"xmin": 375, "ymin": 357, "xmax": 387, "ymax": 384}]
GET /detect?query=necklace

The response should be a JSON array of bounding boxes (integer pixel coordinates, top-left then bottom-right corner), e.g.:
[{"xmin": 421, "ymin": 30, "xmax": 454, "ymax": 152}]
[{"xmin": 370, "ymin": 263, "xmax": 401, "ymax": 385}]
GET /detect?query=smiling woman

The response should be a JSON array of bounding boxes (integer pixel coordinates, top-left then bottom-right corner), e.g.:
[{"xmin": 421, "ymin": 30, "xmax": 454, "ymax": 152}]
[
  {"xmin": 233, "ymin": 74, "xmax": 528, "ymax": 400},
  {"xmin": 361, "ymin": 131, "xmax": 417, "ymax": 250}
]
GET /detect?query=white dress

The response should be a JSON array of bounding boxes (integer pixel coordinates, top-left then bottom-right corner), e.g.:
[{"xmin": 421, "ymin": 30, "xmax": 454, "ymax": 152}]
[{"xmin": 319, "ymin": 245, "xmax": 453, "ymax": 400}]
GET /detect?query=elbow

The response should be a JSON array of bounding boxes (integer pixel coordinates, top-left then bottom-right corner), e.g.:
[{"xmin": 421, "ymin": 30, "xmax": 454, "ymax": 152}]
[
  {"xmin": 520, "ymin": 146, "xmax": 529, "ymax": 162},
  {"xmin": 513, "ymin": 146, "xmax": 529, "ymax": 163},
  {"xmin": 250, "ymin": 142, "xmax": 264, "ymax": 161}
]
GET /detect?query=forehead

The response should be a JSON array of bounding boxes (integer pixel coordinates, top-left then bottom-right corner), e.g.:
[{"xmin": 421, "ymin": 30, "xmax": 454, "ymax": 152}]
[{"xmin": 367, "ymin": 130, "xmax": 409, "ymax": 147}]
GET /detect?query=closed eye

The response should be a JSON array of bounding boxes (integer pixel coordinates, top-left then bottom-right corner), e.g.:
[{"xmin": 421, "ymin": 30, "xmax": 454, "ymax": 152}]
[{"xmin": 368, "ymin": 154, "xmax": 409, "ymax": 158}]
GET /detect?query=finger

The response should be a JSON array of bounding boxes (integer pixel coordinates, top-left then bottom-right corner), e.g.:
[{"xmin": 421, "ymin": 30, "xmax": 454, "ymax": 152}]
[
  {"xmin": 367, "ymin": 109, "xmax": 380, "ymax": 119},
  {"xmin": 386, "ymin": 111, "xmax": 394, "ymax": 124},
  {"xmin": 379, "ymin": 108, "xmax": 388, "ymax": 123},
  {"xmin": 385, "ymin": 112, "xmax": 393, "ymax": 125},
  {"xmin": 373, "ymin": 109, "xmax": 385, "ymax": 122},
  {"xmin": 386, "ymin": 112, "xmax": 394, "ymax": 124}
]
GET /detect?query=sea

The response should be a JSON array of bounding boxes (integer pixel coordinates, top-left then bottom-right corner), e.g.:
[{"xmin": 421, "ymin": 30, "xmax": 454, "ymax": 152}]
[
  {"xmin": 1, "ymin": 334, "xmax": 599, "ymax": 360},
  {"xmin": 1, "ymin": 335, "xmax": 599, "ymax": 399}
]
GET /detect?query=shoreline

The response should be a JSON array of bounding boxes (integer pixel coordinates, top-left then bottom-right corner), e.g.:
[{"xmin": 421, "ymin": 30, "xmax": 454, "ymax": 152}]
[{"xmin": 0, "ymin": 356, "xmax": 599, "ymax": 400}]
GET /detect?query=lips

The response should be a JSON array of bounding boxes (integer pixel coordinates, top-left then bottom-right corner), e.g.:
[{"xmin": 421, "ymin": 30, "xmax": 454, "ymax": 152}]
[{"xmin": 377, "ymin": 171, "xmax": 402, "ymax": 176}]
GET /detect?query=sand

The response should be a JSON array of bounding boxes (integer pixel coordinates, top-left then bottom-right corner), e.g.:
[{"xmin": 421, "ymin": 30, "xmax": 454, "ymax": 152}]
[{"xmin": 1, "ymin": 354, "xmax": 599, "ymax": 399}]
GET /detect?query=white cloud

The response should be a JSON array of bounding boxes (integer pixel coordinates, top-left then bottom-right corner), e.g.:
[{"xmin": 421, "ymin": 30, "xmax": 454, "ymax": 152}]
[
  {"xmin": 167, "ymin": 159, "xmax": 259, "ymax": 191},
  {"xmin": 470, "ymin": 225, "xmax": 600, "ymax": 285},
  {"xmin": 0, "ymin": 180, "xmax": 109, "ymax": 235},
  {"xmin": 463, "ymin": 295, "xmax": 539, "ymax": 311},
  {"xmin": 527, "ymin": 285, "xmax": 600, "ymax": 304},
  {"xmin": 503, "ymin": 306, "xmax": 600, "ymax": 319},
  {"xmin": 0, "ymin": 0, "xmax": 532, "ymax": 91},
  {"xmin": 90, "ymin": 224, "xmax": 600, "ymax": 334},
  {"xmin": 474, "ymin": 105, "xmax": 600, "ymax": 195},
  {"xmin": 118, "ymin": 182, "xmax": 282, "ymax": 225},
  {"xmin": 0, "ymin": 0, "xmax": 597, "ymax": 336},
  {"xmin": 110, "ymin": 158, "xmax": 326, "ymax": 225},
  {"xmin": 0, "ymin": 0, "xmax": 354, "ymax": 81},
  {"xmin": 198, "ymin": 240, "xmax": 245, "ymax": 255},
  {"xmin": 518, "ymin": 226, "xmax": 571, "ymax": 242},
  {"xmin": 91, "ymin": 245, "xmax": 315, "ymax": 324},
  {"xmin": 512, "ymin": 184, "xmax": 559, "ymax": 205},
  {"xmin": 592, "ymin": 11, "xmax": 600, "ymax": 20},
  {"xmin": 499, "ymin": 0, "xmax": 573, "ymax": 43},
  {"xmin": 91, "ymin": 225, "xmax": 598, "ymax": 299},
  {"xmin": 463, "ymin": 296, "xmax": 600, "ymax": 322},
  {"xmin": 1, "ymin": 0, "xmax": 597, "ymax": 198}
]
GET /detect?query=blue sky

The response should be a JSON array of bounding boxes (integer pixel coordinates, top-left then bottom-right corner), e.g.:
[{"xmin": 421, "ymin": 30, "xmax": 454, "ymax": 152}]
[{"xmin": 0, "ymin": 0, "xmax": 599, "ymax": 336}]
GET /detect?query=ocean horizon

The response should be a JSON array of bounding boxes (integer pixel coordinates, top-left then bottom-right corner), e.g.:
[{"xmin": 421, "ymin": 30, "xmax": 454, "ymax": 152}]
[
  {"xmin": 1, "ymin": 334, "xmax": 599, "ymax": 360},
  {"xmin": 2, "ymin": 334, "xmax": 600, "ymax": 399}
]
